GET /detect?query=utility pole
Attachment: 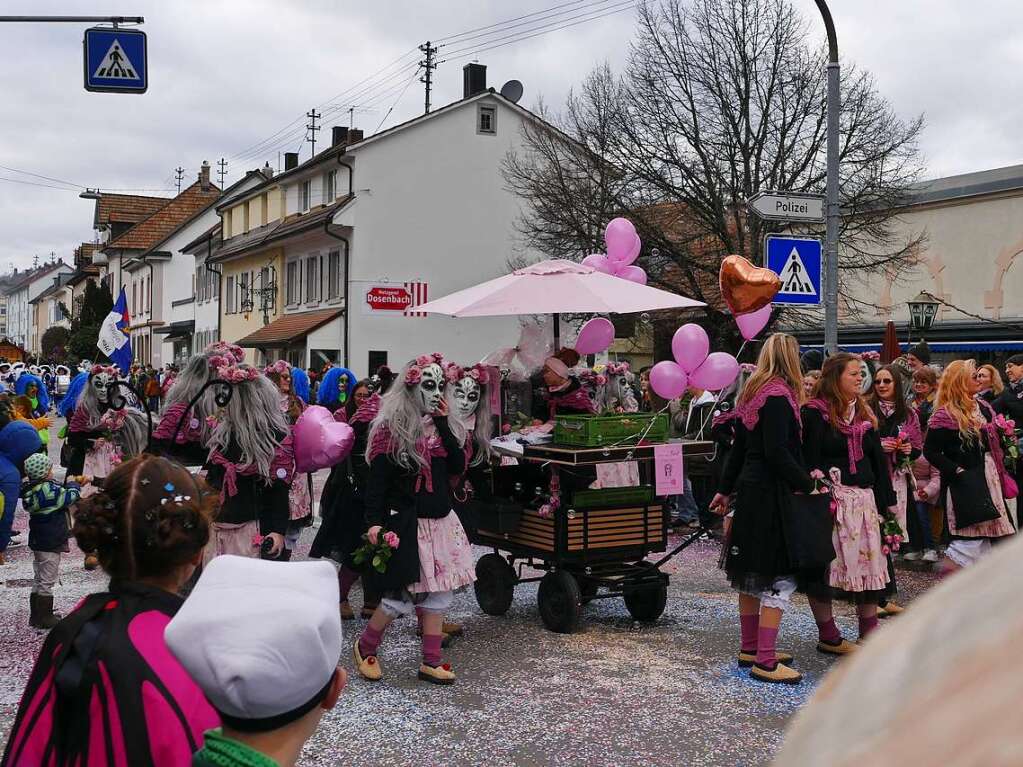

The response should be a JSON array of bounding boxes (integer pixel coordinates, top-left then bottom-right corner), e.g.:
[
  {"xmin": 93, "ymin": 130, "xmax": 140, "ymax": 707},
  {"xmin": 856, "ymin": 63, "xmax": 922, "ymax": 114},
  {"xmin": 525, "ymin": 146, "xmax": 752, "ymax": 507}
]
[
  {"xmin": 174, "ymin": 166, "xmax": 185, "ymax": 194},
  {"xmin": 306, "ymin": 108, "xmax": 321, "ymax": 157},
  {"xmin": 419, "ymin": 41, "xmax": 438, "ymax": 114},
  {"xmin": 216, "ymin": 158, "xmax": 228, "ymax": 188},
  {"xmin": 815, "ymin": 0, "xmax": 841, "ymax": 356}
]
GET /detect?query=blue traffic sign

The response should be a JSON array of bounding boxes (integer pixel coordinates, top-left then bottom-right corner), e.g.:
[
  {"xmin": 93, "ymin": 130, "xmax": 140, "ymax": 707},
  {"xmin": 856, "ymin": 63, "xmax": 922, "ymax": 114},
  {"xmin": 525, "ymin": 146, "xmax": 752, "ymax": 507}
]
[
  {"xmin": 765, "ymin": 235, "xmax": 822, "ymax": 305},
  {"xmin": 83, "ymin": 27, "xmax": 147, "ymax": 94}
]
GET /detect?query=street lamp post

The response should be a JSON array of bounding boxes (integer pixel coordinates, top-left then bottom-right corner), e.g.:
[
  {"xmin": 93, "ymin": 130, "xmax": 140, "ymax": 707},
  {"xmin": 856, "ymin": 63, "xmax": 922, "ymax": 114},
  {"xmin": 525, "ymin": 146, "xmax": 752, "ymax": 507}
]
[
  {"xmin": 814, "ymin": 0, "xmax": 840, "ymax": 356},
  {"xmin": 907, "ymin": 291, "xmax": 940, "ymax": 342}
]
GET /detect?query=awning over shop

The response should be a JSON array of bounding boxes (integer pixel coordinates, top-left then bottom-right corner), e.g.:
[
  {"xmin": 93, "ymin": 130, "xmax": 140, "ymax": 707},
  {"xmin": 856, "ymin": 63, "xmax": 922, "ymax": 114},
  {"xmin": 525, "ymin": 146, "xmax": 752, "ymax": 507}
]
[
  {"xmin": 236, "ymin": 309, "xmax": 342, "ymax": 349},
  {"xmin": 801, "ymin": 341, "xmax": 1023, "ymax": 354},
  {"xmin": 153, "ymin": 320, "xmax": 194, "ymax": 341}
]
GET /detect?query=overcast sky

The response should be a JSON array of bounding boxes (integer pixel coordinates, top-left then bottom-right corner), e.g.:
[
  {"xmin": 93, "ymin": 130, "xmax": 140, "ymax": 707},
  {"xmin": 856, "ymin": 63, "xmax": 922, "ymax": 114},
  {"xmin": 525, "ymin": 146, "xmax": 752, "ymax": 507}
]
[{"xmin": 0, "ymin": 0, "xmax": 1019, "ymax": 271}]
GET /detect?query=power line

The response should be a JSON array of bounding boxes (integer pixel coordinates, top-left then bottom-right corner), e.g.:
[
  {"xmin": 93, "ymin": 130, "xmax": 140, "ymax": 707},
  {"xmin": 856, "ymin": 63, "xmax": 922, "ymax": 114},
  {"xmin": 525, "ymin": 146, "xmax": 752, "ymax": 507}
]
[
  {"xmin": 419, "ymin": 41, "xmax": 438, "ymax": 114},
  {"xmin": 174, "ymin": 166, "xmax": 185, "ymax": 194},
  {"xmin": 0, "ymin": 175, "xmax": 78, "ymax": 191},
  {"xmin": 0, "ymin": 164, "xmax": 81, "ymax": 189},
  {"xmin": 216, "ymin": 158, "xmax": 228, "ymax": 188},
  {"xmin": 437, "ymin": 0, "xmax": 622, "ymax": 48},
  {"xmin": 306, "ymin": 109, "xmax": 322, "ymax": 157},
  {"xmin": 375, "ymin": 66, "xmax": 423, "ymax": 133}
]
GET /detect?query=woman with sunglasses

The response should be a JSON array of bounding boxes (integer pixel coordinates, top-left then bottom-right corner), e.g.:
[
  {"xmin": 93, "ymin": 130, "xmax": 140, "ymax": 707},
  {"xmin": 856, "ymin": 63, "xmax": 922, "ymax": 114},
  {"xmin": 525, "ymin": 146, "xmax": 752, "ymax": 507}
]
[{"xmin": 869, "ymin": 364, "xmax": 921, "ymax": 615}]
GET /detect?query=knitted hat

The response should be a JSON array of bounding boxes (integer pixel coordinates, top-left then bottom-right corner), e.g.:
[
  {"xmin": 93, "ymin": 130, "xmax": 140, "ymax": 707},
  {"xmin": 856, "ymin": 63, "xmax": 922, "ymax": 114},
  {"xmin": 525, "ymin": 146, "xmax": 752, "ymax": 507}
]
[
  {"xmin": 908, "ymin": 341, "xmax": 931, "ymax": 365},
  {"xmin": 25, "ymin": 452, "xmax": 51, "ymax": 482}
]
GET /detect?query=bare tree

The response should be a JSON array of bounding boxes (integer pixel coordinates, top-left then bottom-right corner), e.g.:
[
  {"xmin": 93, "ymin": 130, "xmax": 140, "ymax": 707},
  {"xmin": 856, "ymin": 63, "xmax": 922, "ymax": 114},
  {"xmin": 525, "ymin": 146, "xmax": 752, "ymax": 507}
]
[{"xmin": 503, "ymin": 0, "xmax": 926, "ymax": 346}]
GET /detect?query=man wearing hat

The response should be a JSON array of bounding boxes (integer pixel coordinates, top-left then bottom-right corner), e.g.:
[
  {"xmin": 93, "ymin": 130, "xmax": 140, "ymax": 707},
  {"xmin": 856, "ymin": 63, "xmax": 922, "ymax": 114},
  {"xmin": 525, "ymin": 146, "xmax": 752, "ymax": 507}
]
[{"xmin": 166, "ymin": 556, "xmax": 347, "ymax": 767}]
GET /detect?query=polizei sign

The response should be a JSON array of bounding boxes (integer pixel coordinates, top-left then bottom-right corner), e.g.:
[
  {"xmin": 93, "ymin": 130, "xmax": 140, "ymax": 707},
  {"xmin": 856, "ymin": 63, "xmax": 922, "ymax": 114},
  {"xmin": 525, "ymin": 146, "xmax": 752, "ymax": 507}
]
[{"xmin": 747, "ymin": 191, "xmax": 825, "ymax": 223}]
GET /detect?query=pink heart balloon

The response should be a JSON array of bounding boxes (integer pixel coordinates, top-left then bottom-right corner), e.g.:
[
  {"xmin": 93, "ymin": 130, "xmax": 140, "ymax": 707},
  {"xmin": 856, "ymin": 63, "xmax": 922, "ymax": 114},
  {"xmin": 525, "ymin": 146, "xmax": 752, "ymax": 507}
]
[
  {"xmin": 671, "ymin": 323, "xmax": 710, "ymax": 374},
  {"xmin": 293, "ymin": 405, "xmax": 356, "ymax": 473},
  {"xmin": 575, "ymin": 317, "xmax": 615, "ymax": 355},
  {"xmin": 735, "ymin": 304, "xmax": 773, "ymax": 341},
  {"xmin": 649, "ymin": 361, "xmax": 688, "ymax": 400},
  {"xmin": 581, "ymin": 253, "xmax": 614, "ymax": 274},
  {"xmin": 616, "ymin": 265, "xmax": 647, "ymax": 284},
  {"xmin": 604, "ymin": 218, "xmax": 637, "ymax": 261}
]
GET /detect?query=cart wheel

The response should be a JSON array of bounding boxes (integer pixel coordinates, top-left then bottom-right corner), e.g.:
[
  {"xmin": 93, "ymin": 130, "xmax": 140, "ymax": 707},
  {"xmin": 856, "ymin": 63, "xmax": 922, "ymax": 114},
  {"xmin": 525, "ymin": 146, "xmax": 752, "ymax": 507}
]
[
  {"xmin": 538, "ymin": 571, "xmax": 583, "ymax": 633},
  {"xmin": 579, "ymin": 578, "xmax": 599, "ymax": 605},
  {"xmin": 474, "ymin": 553, "xmax": 516, "ymax": 616},
  {"xmin": 623, "ymin": 566, "xmax": 668, "ymax": 623}
]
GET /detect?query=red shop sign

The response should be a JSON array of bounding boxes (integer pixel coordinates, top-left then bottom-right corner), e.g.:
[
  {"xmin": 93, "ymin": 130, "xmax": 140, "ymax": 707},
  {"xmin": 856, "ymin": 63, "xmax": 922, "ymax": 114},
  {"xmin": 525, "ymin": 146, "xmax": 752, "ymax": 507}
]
[{"xmin": 365, "ymin": 286, "xmax": 412, "ymax": 311}]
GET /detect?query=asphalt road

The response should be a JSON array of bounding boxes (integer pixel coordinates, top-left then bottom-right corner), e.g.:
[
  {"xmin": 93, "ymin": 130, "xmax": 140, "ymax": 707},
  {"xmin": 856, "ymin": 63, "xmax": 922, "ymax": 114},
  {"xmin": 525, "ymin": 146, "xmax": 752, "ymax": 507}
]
[{"xmin": 0, "ymin": 421, "xmax": 939, "ymax": 766}]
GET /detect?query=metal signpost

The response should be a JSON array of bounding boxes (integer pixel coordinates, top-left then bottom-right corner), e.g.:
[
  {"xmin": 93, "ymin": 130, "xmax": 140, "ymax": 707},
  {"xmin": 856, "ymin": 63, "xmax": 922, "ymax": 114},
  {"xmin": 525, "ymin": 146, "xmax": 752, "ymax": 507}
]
[{"xmin": 765, "ymin": 236, "xmax": 823, "ymax": 306}]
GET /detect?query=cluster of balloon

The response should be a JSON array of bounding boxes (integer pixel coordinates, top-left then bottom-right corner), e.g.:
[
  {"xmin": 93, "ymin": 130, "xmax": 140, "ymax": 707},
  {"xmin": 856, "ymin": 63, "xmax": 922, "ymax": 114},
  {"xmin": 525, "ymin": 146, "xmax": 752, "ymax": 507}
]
[
  {"xmin": 581, "ymin": 218, "xmax": 647, "ymax": 285},
  {"xmin": 575, "ymin": 317, "xmax": 615, "ymax": 355},
  {"xmin": 649, "ymin": 324, "xmax": 740, "ymax": 399},
  {"xmin": 719, "ymin": 255, "xmax": 781, "ymax": 341}
]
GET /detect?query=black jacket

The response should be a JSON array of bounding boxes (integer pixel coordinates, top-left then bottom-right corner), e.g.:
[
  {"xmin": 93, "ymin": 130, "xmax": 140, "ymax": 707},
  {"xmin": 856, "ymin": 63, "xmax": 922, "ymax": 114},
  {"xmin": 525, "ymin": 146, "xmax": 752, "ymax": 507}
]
[{"xmin": 204, "ymin": 434, "xmax": 290, "ymax": 537}]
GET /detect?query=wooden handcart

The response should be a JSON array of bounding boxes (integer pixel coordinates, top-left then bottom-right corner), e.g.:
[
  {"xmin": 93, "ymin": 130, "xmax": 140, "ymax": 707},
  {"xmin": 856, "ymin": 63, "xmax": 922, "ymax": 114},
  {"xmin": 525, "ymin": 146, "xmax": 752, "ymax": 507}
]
[{"xmin": 473, "ymin": 438, "xmax": 714, "ymax": 633}]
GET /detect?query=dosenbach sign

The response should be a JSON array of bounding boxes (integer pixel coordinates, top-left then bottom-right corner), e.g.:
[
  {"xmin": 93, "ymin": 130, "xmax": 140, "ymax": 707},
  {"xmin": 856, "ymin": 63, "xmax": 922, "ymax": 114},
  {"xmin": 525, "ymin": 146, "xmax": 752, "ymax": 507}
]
[{"xmin": 365, "ymin": 286, "xmax": 412, "ymax": 312}]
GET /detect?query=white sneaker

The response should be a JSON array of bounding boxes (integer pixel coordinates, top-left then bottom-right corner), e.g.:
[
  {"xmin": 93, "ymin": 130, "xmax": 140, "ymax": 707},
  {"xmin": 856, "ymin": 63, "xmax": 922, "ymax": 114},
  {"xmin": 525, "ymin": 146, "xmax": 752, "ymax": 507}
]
[
  {"xmin": 6, "ymin": 537, "xmax": 24, "ymax": 548},
  {"xmin": 922, "ymin": 549, "xmax": 939, "ymax": 563},
  {"xmin": 903, "ymin": 550, "xmax": 922, "ymax": 561}
]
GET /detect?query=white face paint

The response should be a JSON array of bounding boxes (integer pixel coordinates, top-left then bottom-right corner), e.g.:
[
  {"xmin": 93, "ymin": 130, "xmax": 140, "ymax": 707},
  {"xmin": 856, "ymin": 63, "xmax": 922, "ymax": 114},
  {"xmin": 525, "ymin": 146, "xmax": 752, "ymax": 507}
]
[
  {"xmin": 859, "ymin": 361, "xmax": 873, "ymax": 396},
  {"xmin": 92, "ymin": 372, "xmax": 115, "ymax": 404},
  {"xmin": 615, "ymin": 375, "xmax": 633, "ymax": 399},
  {"xmin": 416, "ymin": 364, "xmax": 445, "ymax": 414},
  {"xmin": 452, "ymin": 376, "xmax": 481, "ymax": 419}
]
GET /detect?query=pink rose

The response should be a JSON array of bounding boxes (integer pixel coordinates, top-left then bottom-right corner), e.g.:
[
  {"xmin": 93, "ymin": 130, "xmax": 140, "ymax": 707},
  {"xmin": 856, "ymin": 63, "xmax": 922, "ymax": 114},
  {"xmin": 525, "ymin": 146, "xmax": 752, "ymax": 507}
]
[
  {"xmin": 205, "ymin": 415, "xmax": 220, "ymax": 430},
  {"xmin": 415, "ymin": 355, "xmax": 432, "ymax": 367},
  {"xmin": 382, "ymin": 531, "xmax": 400, "ymax": 549},
  {"xmin": 405, "ymin": 367, "xmax": 422, "ymax": 385},
  {"xmin": 881, "ymin": 545, "xmax": 890, "ymax": 555},
  {"xmin": 538, "ymin": 504, "xmax": 552, "ymax": 519},
  {"xmin": 502, "ymin": 423, "xmax": 511, "ymax": 434}
]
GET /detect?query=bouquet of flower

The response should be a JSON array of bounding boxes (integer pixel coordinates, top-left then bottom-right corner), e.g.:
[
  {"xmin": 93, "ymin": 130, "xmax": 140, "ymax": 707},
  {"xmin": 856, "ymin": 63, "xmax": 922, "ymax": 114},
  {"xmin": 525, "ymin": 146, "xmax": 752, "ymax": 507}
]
[
  {"xmin": 352, "ymin": 530, "xmax": 400, "ymax": 573},
  {"xmin": 992, "ymin": 413, "xmax": 1019, "ymax": 473},
  {"xmin": 894, "ymin": 429, "xmax": 915, "ymax": 477},
  {"xmin": 880, "ymin": 513, "xmax": 904, "ymax": 556}
]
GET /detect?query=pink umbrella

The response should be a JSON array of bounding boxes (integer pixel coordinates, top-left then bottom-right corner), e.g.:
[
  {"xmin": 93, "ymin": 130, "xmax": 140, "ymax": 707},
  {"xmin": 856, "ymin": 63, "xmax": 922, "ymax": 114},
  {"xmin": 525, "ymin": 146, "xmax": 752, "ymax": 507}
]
[{"xmin": 416, "ymin": 260, "xmax": 704, "ymax": 317}]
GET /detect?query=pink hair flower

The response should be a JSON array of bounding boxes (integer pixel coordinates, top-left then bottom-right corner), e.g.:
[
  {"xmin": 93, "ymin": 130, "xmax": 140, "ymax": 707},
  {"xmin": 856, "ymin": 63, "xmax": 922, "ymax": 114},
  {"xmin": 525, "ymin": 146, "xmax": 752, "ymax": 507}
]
[
  {"xmin": 415, "ymin": 355, "xmax": 433, "ymax": 367},
  {"xmin": 382, "ymin": 531, "xmax": 400, "ymax": 549},
  {"xmin": 445, "ymin": 364, "xmax": 464, "ymax": 383},
  {"xmin": 405, "ymin": 367, "xmax": 422, "ymax": 385}
]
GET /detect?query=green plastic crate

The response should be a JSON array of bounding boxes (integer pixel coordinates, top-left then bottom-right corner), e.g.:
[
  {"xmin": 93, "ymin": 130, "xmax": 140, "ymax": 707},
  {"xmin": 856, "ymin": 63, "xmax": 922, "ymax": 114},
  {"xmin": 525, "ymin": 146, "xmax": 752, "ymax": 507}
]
[
  {"xmin": 553, "ymin": 413, "xmax": 668, "ymax": 446},
  {"xmin": 572, "ymin": 486, "xmax": 655, "ymax": 509}
]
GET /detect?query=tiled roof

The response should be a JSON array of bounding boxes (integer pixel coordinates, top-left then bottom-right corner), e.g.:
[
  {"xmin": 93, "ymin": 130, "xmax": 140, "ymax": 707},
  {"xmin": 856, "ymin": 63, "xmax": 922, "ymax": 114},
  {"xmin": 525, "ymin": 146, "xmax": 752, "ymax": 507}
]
[
  {"xmin": 235, "ymin": 308, "xmax": 342, "ymax": 348},
  {"xmin": 3, "ymin": 263, "xmax": 70, "ymax": 295},
  {"xmin": 106, "ymin": 181, "xmax": 221, "ymax": 251},
  {"xmin": 75, "ymin": 242, "xmax": 100, "ymax": 268},
  {"xmin": 95, "ymin": 193, "xmax": 170, "ymax": 226}
]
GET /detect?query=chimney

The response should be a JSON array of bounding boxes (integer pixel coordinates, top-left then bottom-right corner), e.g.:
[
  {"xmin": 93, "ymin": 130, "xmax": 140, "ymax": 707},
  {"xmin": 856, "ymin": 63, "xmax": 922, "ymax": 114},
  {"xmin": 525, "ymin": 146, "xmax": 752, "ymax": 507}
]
[
  {"xmin": 284, "ymin": 152, "xmax": 299, "ymax": 171},
  {"xmin": 347, "ymin": 128, "xmax": 364, "ymax": 143},
  {"xmin": 331, "ymin": 126, "xmax": 349, "ymax": 147},
  {"xmin": 199, "ymin": 160, "xmax": 211, "ymax": 192},
  {"xmin": 463, "ymin": 63, "xmax": 487, "ymax": 98},
  {"xmin": 261, "ymin": 161, "xmax": 274, "ymax": 178}
]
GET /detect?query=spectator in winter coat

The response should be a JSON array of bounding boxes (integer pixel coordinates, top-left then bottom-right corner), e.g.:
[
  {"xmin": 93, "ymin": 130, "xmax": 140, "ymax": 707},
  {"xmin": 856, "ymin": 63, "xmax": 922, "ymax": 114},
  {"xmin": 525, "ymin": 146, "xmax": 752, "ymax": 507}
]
[{"xmin": 0, "ymin": 419, "xmax": 43, "ymax": 565}]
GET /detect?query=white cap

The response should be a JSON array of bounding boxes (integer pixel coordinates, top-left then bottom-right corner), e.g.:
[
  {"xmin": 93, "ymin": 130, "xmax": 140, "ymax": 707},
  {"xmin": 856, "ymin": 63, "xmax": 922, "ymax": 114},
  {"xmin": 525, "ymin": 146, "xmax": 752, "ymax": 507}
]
[{"xmin": 166, "ymin": 556, "xmax": 341, "ymax": 730}]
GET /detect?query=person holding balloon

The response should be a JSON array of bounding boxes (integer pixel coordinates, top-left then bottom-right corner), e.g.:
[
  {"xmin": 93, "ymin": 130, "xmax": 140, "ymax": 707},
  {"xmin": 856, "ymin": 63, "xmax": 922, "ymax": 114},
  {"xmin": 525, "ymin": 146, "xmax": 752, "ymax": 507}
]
[
  {"xmin": 801, "ymin": 353, "xmax": 896, "ymax": 648},
  {"xmin": 709, "ymin": 334, "xmax": 818, "ymax": 684}
]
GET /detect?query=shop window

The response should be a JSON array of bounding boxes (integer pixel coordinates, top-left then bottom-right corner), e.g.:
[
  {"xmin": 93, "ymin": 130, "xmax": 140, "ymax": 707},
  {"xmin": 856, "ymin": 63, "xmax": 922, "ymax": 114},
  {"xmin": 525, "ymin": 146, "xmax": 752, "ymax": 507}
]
[{"xmin": 368, "ymin": 350, "xmax": 387, "ymax": 375}]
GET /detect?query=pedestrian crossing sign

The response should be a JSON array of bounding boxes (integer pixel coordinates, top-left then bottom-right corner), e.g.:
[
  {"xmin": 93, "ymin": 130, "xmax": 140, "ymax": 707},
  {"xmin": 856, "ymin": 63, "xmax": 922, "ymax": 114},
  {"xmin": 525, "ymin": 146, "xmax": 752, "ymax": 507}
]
[
  {"xmin": 765, "ymin": 235, "xmax": 822, "ymax": 305},
  {"xmin": 83, "ymin": 27, "xmax": 148, "ymax": 94}
]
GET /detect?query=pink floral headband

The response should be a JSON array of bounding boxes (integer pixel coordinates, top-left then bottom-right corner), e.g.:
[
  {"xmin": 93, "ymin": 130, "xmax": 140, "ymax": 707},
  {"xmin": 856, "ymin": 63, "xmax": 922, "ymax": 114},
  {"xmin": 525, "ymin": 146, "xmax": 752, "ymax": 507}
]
[
  {"xmin": 405, "ymin": 353, "xmax": 445, "ymax": 386},
  {"xmin": 579, "ymin": 369, "xmax": 607, "ymax": 386},
  {"xmin": 90, "ymin": 364, "xmax": 118, "ymax": 377},
  {"xmin": 205, "ymin": 341, "xmax": 245, "ymax": 364},
  {"xmin": 217, "ymin": 364, "xmax": 260, "ymax": 384},
  {"xmin": 862, "ymin": 351, "xmax": 881, "ymax": 361},
  {"xmin": 606, "ymin": 361, "xmax": 631, "ymax": 376},
  {"xmin": 264, "ymin": 360, "xmax": 290, "ymax": 377}
]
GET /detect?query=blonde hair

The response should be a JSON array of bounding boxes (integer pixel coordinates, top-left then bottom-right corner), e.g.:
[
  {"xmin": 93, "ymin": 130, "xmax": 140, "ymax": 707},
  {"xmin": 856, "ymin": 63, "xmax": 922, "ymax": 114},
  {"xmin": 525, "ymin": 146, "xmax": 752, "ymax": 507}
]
[
  {"xmin": 978, "ymin": 364, "xmax": 1004, "ymax": 395},
  {"xmin": 936, "ymin": 359, "xmax": 982, "ymax": 441},
  {"xmin": 740, "ymin": 333, "xmax": 804, "ymax": 405}
]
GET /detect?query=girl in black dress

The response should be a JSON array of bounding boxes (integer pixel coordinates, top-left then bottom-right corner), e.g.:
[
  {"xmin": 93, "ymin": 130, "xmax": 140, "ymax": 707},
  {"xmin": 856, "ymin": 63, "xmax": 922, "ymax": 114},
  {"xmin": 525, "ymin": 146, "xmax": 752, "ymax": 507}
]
[{"xmin": 711, "ymin": 334, "xmax": 818, "ymax": 684}]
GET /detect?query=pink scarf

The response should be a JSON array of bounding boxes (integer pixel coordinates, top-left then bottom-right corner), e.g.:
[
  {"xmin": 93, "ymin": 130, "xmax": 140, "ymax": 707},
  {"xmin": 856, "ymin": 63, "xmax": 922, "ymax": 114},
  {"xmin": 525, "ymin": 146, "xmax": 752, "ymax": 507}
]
[
  {"xmin": 152, "ymin": 401, "xmax": 202, "ymax": 444},
  {"xmin": 208, "ymin": 433, "xmax": 295, "ymax": 504},
  {"xmin": 367, "ymin": 418, "xmax": 447, "ymax": 492},
  {"xmin": 806, "ymin": 398, "xmax": 872, "ymax": 474},
  {"xmin": 350, "ymin": 393, "xmax": 381, "ymax": 425},
  {"xmin": 69, "ymin": 404, "xmax": 100, "ymax": 433},
  {"xmin": 733, "ymin": 378, "xmax": 802, "ymax": 438},
  {"xmin": 932, "ymin": 401, "xmax": 1015, "ymax": 496},
  {"xmin": 547, "ymin": 384, "xmax": 596, "ymax": 420}
]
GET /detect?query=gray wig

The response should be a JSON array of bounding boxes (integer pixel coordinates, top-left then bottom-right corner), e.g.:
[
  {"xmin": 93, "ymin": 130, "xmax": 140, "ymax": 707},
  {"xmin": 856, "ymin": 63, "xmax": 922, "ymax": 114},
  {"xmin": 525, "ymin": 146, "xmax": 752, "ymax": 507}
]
[
  {"xmin": 112, "ymin": 408, "xmax": 150, "ymax": 459},
  {"xmin": 597, "ymin": 370, "xmax": 639, "ymax": 413},
  {"xmin": 77, "ymin": 372, "xmax": 116, "ymax": 430},
  {"xmin": 366, "ymin": 359, "xmax": 436, "ymax": 473},
  {"xmin": 207, "ymin": 369, "xmax": 290, "ymax": 481},
  {"xmin": 447, "ymin": 375, "xmax": 492, "ymax": 467}
]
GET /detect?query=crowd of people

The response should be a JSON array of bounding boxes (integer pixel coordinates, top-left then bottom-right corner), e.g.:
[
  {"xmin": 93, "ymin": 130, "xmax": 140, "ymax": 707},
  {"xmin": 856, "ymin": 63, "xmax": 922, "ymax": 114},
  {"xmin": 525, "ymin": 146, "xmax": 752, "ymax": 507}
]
[{"xmin": 0, "ymin": 334, "xmax": 1020, "ymax": 763}]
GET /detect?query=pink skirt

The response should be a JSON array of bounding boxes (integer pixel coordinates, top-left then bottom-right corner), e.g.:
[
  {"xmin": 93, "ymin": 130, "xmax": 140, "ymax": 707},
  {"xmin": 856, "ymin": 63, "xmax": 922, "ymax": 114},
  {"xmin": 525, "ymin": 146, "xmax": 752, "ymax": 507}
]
[
  {"xmin": 889, "ymin": 467, "xmax": 911, "ymax": 536},
  {"xmin": 829, "ymin": 484, "xmax": 890, "ymax": 593},
  {"xmin": 288, "ymin": 473, "xmax": 311, "ymax": 521},
  {"xmin": 947, "ymin": 454, "xmax": 1015, "ymax": 539},
  {"xmin": 82, "ymin": 439, "xmax": 121, "ymax": 492},
  {"xmin": 409, "ymin": 511, "xmax": 477, "ymax": 594}
]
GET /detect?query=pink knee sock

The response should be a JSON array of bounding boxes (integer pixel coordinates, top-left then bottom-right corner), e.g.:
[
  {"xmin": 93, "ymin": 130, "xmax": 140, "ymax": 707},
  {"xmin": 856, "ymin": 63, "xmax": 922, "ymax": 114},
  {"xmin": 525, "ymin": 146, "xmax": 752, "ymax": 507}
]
[
  {"xmin": 816, "ymin": 618, "xmax": 841, "ymax": 644},
  {"xmin": 740, "ymin": 614, "xmax": 759, "ymax": 653},
  {"xmin": 422, "ymin": 633, "xmax": 443, "ymax": 667},
  {"xmin": 858, "ymin": 615, "xmax": 878, "ymax": 641},
  {"xmin": 755, "ymin": 625, "xmax": 779, "ymax": 668},
  {"xmin": 338, "ymin": 567, "xmax": 359, "ymax": 601},
  {"xmin": 359, "ymin": 624, "xmax": 384, "ymax": 658},
  {"xmin": 415, "ymin": 606, "xmax": 424, "ymax": 630}
]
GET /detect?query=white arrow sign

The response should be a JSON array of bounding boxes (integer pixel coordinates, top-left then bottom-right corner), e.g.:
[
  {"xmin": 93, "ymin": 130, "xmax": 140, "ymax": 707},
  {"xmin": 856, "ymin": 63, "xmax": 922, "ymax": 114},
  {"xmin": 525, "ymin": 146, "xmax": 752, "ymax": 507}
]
[{"xmin": 748, "ymin": 191, "xmax": 825, "ymax": 222}]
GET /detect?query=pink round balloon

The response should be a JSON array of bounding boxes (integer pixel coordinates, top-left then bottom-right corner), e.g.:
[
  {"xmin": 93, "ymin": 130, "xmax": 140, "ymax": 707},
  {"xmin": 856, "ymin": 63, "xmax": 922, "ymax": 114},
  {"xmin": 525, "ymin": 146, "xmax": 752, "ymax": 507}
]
[
  {"xmin": 689, "ymin": 352, "xmax": 740, "ymax": 391},
  {"xmin": 575, "ymin": 317, "xmax": 615, "ymax": 355},
  {"xmin": 617, "ymin": 265, "xmax": 647, "ymax": 284},
  {"xmin": 609, "ymin": 232, "xmax": 642, "ymax": 265},
  {"xmin": 671, "ymin": 323, "xmax": 710, "ymax": 374},
  {"xmin": 735, "ymin": 304, "xmax": 773, "ymax": 341},
  {"xmin": 293, "ymin": 405, "xmax": 356, "ymax": 472},
  {"xmin": 649, "ymin": 361, "xmax": 688, "ymax": 400},
  {"xmin": 581, "ymin": 253, "xmax": 614, "ymax": 274},
  {"xmin": 604, "ymin": 218, "xmax": 637, "ymax": 261}
]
